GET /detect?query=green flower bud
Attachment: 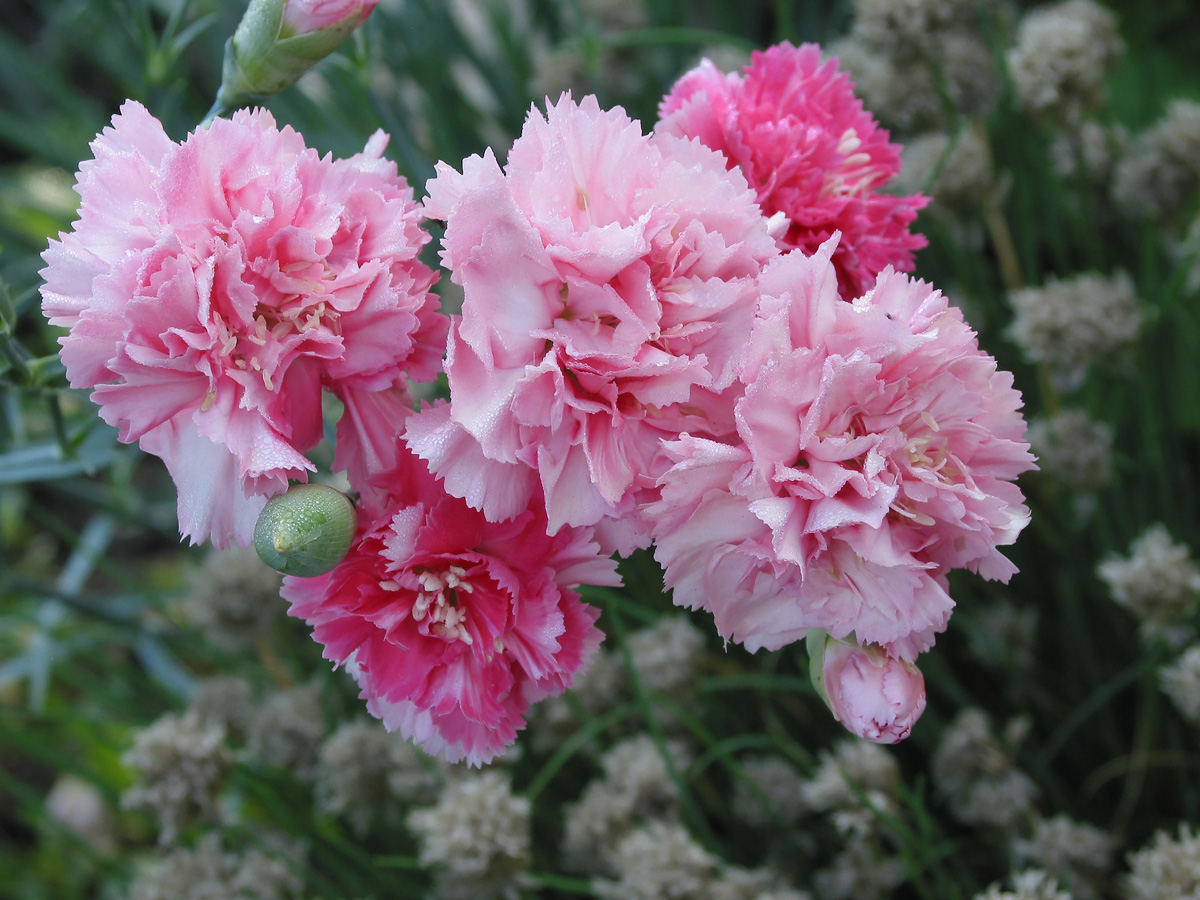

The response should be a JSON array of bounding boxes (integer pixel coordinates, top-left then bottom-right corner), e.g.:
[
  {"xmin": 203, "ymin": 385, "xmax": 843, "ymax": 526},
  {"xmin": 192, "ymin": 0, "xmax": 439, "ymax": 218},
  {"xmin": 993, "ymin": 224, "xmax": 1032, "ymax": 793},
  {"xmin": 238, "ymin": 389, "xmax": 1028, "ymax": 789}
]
[
  {"xmin": 207, "ymin": 0, "xmax": 378, "ymax": 123},
  {"xmin": 254, "ymin": 483, "xmax": 356, "ymax": 577}
]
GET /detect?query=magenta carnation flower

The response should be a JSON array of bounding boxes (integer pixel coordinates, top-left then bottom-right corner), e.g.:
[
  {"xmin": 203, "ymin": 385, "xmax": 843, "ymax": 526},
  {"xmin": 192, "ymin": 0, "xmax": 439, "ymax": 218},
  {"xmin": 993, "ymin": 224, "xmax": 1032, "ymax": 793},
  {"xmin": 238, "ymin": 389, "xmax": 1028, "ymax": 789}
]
[
  {"xmin": 649, "ymin": 237, "xmax": 1034, "ymax": 659},
  {"xmin": 408, "ymin": 93, "xmax": 780, "ymax": 555},
  {"xmin": 40, "ymin": 101, "xmax": 445, "ymax": 547},
  {"xmin": 282, "ymin": 410, "xmax": 617, "ymax": 765},
  {"xmin": 657, "ymin": 42, "xmax": 928, "ymax": 300}
]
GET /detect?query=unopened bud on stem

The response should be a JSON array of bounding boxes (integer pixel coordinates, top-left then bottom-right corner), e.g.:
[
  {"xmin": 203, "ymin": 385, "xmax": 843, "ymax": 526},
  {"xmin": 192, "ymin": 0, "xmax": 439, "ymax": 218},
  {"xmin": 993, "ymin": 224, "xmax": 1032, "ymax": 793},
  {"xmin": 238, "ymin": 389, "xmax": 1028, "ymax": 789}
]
[
  {"xmin": 205, "ymin": 0, "xmax": 379, "ymax": 125},
  {"xmin": 254, "ymin": 483, "xmax": 356, "ymax": 577},
  {"xmin": 808, "ymin": 630, "xmax": 927, "ymax": 744}
]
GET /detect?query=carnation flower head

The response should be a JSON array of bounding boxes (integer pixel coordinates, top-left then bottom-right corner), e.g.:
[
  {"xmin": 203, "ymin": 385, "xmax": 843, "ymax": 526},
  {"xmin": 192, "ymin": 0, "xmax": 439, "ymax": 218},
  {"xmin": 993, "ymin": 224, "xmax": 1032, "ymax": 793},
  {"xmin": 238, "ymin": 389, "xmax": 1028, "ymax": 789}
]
[
  {"xmin": 409, "ymin": 92, "xmax": 779, "ymax": 554},
  {"xmin": 283, "ymin": 411, "xmax": 618, "ymax": 765},
  {"xmin": 650, "ymin": 237, "xmax": 1034, "ymax": 658},
  {"xmin": 657, "ymin": 41, "xmax": 928, "ymax": 300},
  {"xmin": 40, "ymin": 101, "xmax": 445, "ymax": 547}
]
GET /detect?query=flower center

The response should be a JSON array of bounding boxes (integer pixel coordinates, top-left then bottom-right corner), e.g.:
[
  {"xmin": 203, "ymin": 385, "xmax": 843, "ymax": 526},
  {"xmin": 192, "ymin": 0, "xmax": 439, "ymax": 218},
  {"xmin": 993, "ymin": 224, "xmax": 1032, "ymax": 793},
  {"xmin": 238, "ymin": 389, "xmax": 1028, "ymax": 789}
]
[
  {"xmin": 411, "ymin": 565, "xmax": 475, "ymax": 645},
  {"xmin": 210, "ymin": 295, "xmax": 340, "ymax": 395}
]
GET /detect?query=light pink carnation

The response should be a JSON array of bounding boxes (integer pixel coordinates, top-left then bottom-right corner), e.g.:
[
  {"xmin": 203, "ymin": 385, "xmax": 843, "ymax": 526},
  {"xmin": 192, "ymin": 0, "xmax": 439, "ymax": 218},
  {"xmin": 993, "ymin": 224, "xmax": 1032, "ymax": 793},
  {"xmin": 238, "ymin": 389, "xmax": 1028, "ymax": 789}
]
[
  {"xmin": 657, "ymin": 42, "xmax": 928, "ymax": 300},
  {"xmin": 408, "ymin": 93, "xmax": 780, "ymax": 555},
  {"xmin": 283, "ymin": 407, "xmax": 617, "ymax": 765},
  {"xmin": 40, "ymin": 101, "xmax": 444, "ymax": 547},
  {"xmin": 819, "ymin": 637, "xmax": 926, "ymax": 744},
  {"xmin": 649, "ymin": 237, "xmax": 1034, "ymax": 658}
]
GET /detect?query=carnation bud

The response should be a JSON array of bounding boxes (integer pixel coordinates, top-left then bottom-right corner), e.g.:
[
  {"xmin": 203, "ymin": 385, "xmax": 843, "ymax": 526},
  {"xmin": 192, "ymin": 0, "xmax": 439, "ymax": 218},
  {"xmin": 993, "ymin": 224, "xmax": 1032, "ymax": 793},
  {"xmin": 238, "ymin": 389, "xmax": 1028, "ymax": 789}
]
[
  {"xmin": 282, "ymin": 0, "xmax": 378, "ymax": 34},
  {"xmin": 208, "ymin": 0, "xmax": 378, "ymax": 122},
  {"xmin": 807, "ymin": 630, "xmax": 926, "ymax": 744},
  {"xmin": 254, "ymin": 483, "xmax": 356, "ymax": 577}
]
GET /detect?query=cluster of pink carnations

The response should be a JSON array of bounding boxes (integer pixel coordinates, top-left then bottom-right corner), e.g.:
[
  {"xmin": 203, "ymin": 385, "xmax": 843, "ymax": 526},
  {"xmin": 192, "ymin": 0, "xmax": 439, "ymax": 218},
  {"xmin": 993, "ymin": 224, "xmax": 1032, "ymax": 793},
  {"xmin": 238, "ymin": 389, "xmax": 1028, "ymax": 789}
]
[{"xmin": 41, "ymin": 42, "xmax": 1034, "ymax": 764}]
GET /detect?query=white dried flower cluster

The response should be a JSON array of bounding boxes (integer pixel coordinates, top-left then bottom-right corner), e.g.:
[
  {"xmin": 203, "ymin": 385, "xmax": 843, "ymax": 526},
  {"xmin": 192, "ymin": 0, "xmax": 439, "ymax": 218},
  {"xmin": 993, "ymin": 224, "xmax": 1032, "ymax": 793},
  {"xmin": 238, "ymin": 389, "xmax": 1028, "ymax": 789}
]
[
  {"xmin": 181, "ymin": 547, "xmax": 283, "ymax": 649},
  {"xmin": 528, "ymin": 0, "xmax": 646, "ymax": 104},
  {"xmin": 1097, "ymin": 524, "xmax": 1200, "ymax": 645},
  {"xmin": 593, "ymin": 821, "xmax": 719, "ymax": 900},
  {"xmin": 813, "ymin": 837, "xmax": 907, "ymax": 900},
  {"xmin": 578, "ymin": 0, "xmax": 648, "ymax": 31},
  {"xmin": 1006, "ymin": 270, "xmax": 1141, "ymax": 386},
  {"xmin": 314, "ymin": 719, "xmax": 440, "ymax": 835},
  {"xmin": 1124, "ymin": 823, "xmax": 1200, "ymax": 900},
  {"xmin": 627, "ymin": 614, "xmax": 707, "ymax": 697},
  {"xmin": 246, "ymin": 682, "xmax": 327, "ymax": 777},
  {"xmin": 1012, "ymin": 815, "xmax": 1113, "ymax": 900},
  {"xmin": 1051, "ymin": 120, "xmax": 1128, "ymax": 184},
  {"xmin": 188, "ymin": 676, "xmax": 255, "ymax": 737},
  {"xmin": 527, "ymin": 647, "xmax": 624, "ymax": 752},
  {"xmin": 895, "ymin": 127, "xmax": 994, "ymax": 213},
  {"xmin": 407, "ymin": 769, "xmax": 530, "ymax": 898},
  {"xmin": 121, "ymin": 712, "xmax": 231, "ymax": 844},
  {"xmin": 1007, "ymin": 0, "xmax": 1122, "ymax": 122},
  {"xmin": 1160, "ymin": 644, "xmax": 1200, "ymax": 724},
  {"xmin": 44, "ymin": 774, "xmax": 116, "ymax": 855},
  {"xmin": 965, "ymin": 600, "xmax": 1038, "ymax": 671},
  {"xmin": 1177, "ymin": 215, "xmax": 1200, "ymax": 297},
  {"xmin": 710, "ymin": 866, "xmax": 811, "ymax": 900},
  {"xmin": 803, "ymin": 739, "xmax": 899, "ymax": 814},
  {"xmin": 1027, "ymin": 409, "xmax": 1114, "ymax": 493},
  {"xmin": 732, "ymin": 754, "xmax": 808, "ymax": 827},
  {"xmin": 975, "ymin": 869, "xmax": 1073, "ymax": 900},
  {"xmin": 833, "ymin": 30, "xmax": 1000, "ymax": 133},
  {"xmin": 562, "ymin": 735, "xmax": 691, "ymax": 874},
  {"xmin": 851, "ymin": 0, "xmax": 978, "ymax": 52},
  {"xmin": 593, "ymin": 821, "xmax": 810, "ymax": 900},
  {"xmin": 932, "ymin": 709, "xmax": 1037, "ymax": 831},
  {"xmin": 1112, "ymin": 99, "xmax": 1200, "ymax": 226},
  {"xmin": 128, "ymin": 832, "xmax": 305, "ymax": 900}
]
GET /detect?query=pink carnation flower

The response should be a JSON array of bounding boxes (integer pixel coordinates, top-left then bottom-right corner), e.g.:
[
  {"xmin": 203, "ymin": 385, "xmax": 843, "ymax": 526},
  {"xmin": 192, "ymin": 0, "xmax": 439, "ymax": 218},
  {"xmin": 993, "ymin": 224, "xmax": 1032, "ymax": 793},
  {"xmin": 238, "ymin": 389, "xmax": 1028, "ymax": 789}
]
[
  {"xmin": 40, "ymin": 101, "xmax": 445, "ymax": 547},
  {"xmin": 649, "ymin": 237, "xmax": 1034, "ymax": 658},
  {"xmin": 282, "ymin": 410, "xmax": 617, "ymax": 765},
  {"xmin": 657, "ymin": 42, "xmax": 928, "ymax": 300},
  {"xmin": 409, "ymin": 93, "xmax": 780, "ymax": 555}
]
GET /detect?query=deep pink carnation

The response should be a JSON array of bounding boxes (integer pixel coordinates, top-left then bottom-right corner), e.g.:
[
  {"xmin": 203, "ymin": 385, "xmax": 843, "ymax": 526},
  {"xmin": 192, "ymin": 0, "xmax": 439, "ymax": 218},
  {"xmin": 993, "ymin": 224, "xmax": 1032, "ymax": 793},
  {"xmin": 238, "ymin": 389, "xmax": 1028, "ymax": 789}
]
[
  {"xmin": 40, "ymin": 101, "xmax": 445, "ymax": 547},
  {"xmin": 283, "ymin": 408, "xmax": 618, "ymax": 765},
  {"xmin": 649, "ymin": 237, "xmax": 1034, "ymax": 658},
  {"xmin": 657, "ymin": 42, "xmax": 928, "ymax": 300},
  {"xmin": 409, "ymin": 93, "xmax": 780, "ymax": 555}
]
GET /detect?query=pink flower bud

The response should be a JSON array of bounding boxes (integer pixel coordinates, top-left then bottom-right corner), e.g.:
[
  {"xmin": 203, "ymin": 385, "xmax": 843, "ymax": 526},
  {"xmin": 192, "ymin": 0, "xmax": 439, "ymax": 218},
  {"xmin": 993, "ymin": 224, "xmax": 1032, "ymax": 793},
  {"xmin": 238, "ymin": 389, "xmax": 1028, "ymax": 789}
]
[
  {"xmin": 819, "ymin": 638, "xmax": 927, "ymax": 744},
  {"xmin": 281, "ymin": 0, "xmax": 378, "ymax": 37}
]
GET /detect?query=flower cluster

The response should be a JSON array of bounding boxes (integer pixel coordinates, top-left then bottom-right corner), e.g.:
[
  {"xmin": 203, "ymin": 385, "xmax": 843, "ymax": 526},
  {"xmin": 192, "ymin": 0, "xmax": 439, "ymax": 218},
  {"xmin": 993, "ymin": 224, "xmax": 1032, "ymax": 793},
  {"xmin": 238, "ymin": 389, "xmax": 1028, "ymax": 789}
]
[{"xmin": 42, "ymin": 40, "xmax": 1035, "ymax": 760}]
